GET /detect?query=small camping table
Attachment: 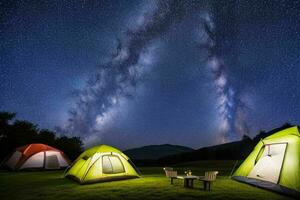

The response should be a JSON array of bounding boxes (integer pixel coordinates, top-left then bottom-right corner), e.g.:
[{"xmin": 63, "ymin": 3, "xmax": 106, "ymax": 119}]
[{"xmin": 177, "ymin": 175, "xmax": 199, "ymax": 188}]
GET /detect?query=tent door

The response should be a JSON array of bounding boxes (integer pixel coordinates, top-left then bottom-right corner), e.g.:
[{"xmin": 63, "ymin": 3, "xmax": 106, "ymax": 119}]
[
  {"xmin": 247, "ymin": 143, "xmax": 287, "ymax": 183},
  {"xmin": 102, "ymin": 155, "xmax": 125, "ymax": 174},
  {"xmin": 45, "ymin": 155, "xmax": 60, "ymax": 169},
  {"xmin": 6, "ymin": 151, "xmax": 22, "ymax": 169}
]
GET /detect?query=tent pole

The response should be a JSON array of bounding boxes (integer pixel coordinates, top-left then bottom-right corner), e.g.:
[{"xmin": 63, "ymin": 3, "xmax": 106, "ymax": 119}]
[
  {"xmin": 229, "ymin": 160, "xmax": 239, "ymax": 178},
  {"xmin": 129, "ymin": 159, "xmax": 142, "ymax": 176},
  {"xmin": 43, "ymin": 151, "xmax": 46, "ymax": 169}
]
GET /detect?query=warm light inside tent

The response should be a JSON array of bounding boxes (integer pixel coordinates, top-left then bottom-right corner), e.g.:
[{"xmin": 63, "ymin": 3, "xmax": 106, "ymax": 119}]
[
  {"xmin": 232, "ymin": 126, "xmax": 300, "ymax": 197},
  {"xmin": 65, "ymin": 145, "xmax": 139, "ymax": 184},
  {"xmin": 247, "ymin": 143, "xmax": 287, "ymax": 183}
]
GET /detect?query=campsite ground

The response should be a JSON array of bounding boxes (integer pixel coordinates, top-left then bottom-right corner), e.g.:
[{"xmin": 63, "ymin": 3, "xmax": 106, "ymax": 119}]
[{"xmin": 0, "ymin": 161, "xmax": 294, "ymax": 200}]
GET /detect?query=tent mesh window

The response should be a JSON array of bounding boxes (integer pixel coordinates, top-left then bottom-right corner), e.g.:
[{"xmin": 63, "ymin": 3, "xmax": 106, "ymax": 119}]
[
  {"xmin": 46, "ymin": 155, "xmax": 60, "ymax": 169},
  {"xmin": 102, "ymin": 155, "xmax": 125, "ymax": 174}
]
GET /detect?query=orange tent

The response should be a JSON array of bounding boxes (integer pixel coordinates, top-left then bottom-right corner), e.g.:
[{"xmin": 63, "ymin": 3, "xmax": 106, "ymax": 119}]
[{"xmin": 4, "ymin": 143, "xmax": 70, "ymax": 170}]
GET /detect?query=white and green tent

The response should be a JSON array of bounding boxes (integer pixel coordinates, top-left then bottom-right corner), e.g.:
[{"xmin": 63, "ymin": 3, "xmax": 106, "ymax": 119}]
[
  {"xmin": 232, "ymin": 126, "xmax": 300, "ymax": 197},
  {"xmin": 65, "ymin": 145, "xmax": 139, "ymax": 184}
]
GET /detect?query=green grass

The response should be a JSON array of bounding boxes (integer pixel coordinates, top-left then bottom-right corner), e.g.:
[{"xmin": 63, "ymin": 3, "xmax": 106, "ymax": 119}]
[{"xmin": 0, "ymin": 161, "xmax": 294, "ymax": 200}]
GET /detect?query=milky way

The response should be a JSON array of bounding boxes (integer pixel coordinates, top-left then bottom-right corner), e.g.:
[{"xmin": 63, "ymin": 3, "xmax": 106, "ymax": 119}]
[
  {"xmin": 200, "ymin": 12, "xmax": 250, "ymax": 142},
  {"xmin": 65, "ymin": 0, "xmax": 249, "ymax": 144},
  {"xmin": 1, "ymin": 0, "xmax": 299, "ymax": 149}
]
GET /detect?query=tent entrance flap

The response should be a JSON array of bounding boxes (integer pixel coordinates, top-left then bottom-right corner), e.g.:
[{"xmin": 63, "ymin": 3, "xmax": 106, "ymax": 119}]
[
  {"xmin": 247, "ymin": 143, "xmax": 287, "ymax": 184},
  {"xmin": 46, "ymin": 155, "xmax": 60, "ymax": 169},
  {"xmin": 65, "ymin": 144, "xmax": 139, "ymax": 184}
]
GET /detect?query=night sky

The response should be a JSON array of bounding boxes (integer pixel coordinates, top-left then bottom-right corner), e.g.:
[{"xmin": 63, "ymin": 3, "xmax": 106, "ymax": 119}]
[{"xmin": 1, "ymin": 0, "xmax": 299, "ymax": 149}]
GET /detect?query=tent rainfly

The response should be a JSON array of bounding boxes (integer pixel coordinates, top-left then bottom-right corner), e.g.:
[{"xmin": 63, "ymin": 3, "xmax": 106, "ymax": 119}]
[
  {"xmin": 5, "ymin": 143, "xmax": 70, "ymax": 170},
  {"xmin": 65, "ymin": 144, "xmax": 140, "ymax": 184},
  {"xmin": 232, "ymin": 126, "xmax": 300, "ymax": 197}
]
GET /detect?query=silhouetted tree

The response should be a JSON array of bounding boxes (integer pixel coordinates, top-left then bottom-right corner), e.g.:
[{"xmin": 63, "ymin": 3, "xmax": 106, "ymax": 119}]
[
  {"xmin": 253, "ymin": 130, "xmax": 267, "ymax": 142},
  {"xmin": 253, "ymin": 123, "xmax": 293, "ymax": 142},
  {"xmin": 0, "ymin": 111, "xmax": 83, "ymax": 162},
  {"xmin": 9, "ymin": 120, "xmax": 39, "ymax": 147},
  {"xmin": 281, "ymin": 122, "xmax": 292, "ymax": 129},
  {"xmin": 0, "ymin": 112, "xmax": 16, "ymax": 158},
  {"xmin": 37, "ymin": 129, "xmax": 56, "ymax": 146},
  {"xmin": 56, "ymin": 136, "xmax": 83, "ymax": 160},
  {"xmin": 242, "ymin": 134, "xmax": 252, "ymax": 141},
  {"xmin": 0, "ymin": 112, "xmax": 16, "ymax": 126}
]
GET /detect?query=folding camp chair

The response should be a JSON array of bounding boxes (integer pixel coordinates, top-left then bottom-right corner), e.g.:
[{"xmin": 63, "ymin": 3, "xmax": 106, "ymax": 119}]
[
  {"xmin": 163, "ymin": 167, "xmax": 177, "ymax": 184},
  {"xmin": 199, "ymin": 171, "xmax": 218, "ymax": 191}
]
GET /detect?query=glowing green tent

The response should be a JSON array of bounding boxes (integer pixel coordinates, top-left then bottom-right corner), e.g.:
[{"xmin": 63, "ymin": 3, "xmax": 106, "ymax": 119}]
[
  {"xmin": 232, "ymin": 126, "xmax": 300, "ymax": 197},
  {"xmin": 65, "ymin": 145, "xmax": 139, "ymax": 184}
]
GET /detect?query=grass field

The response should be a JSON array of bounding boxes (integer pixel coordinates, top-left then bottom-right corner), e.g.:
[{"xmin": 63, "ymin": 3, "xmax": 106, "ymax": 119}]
[{"xmin": 0, "ymin": 161, "xmax": 294, "ymax": 200}]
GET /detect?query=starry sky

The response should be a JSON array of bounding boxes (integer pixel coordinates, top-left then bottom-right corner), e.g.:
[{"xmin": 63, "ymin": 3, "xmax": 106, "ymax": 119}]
[{"xmin": 1, "ymin": 0, "xmax": 299, "ymax": 150}]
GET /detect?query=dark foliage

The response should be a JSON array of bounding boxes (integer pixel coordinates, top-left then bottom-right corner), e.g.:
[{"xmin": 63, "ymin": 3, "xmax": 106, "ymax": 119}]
[
  {"xmin": 128, "ymin": 123, "xmax": 297, "ymax": 166},
  {"xmin": 252, "ymin": 123, "xmax": 293, "ymax": 142},
  {"xmin": 0, "ymin": 112, "xmax": 83, "ymax": 161},
  {"xmin": 157, "ymin": 139, "xmax": 254, "ymax": 165},
  {"xmin": 157, "ymin": 123, "xmax": 296, "ymax": 165}
]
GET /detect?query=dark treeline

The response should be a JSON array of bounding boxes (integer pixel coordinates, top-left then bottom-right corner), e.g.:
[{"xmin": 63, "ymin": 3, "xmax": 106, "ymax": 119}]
[
  {"xmin": 0, "ymin": 110, "xmax": 296, "ymax": 166},
  {"xmin": 157, "ymin": 123, "xmax": 295, "ymax": 165},
  {"xmin": 133, "ymin": 123, "xmax": 296, "ymax": 166},
  {"xmin": 0, "ymin": 112, "xmax": 83, "ymax": 161}
]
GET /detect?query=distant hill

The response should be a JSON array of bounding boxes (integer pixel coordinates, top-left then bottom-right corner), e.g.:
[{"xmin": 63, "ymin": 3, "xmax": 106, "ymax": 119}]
[
  {"xmin": 158, "ymin": 124, "xmax": 296, "ymax": 164},
  {"xmin": 124, "ymin": 144, "xmax": 194, "ymax": 160},
  {"xmin": 158, "ymin": 139, "xmax": 254, "ymax": 164},
  {"xmin": 125, "ymin": 124, "xmax": 296, "ymax": 166}
]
